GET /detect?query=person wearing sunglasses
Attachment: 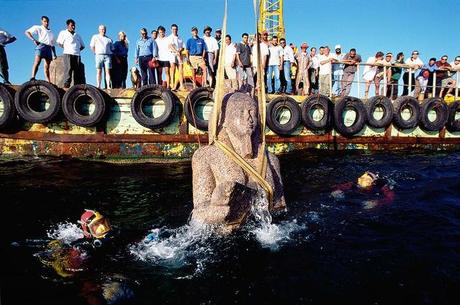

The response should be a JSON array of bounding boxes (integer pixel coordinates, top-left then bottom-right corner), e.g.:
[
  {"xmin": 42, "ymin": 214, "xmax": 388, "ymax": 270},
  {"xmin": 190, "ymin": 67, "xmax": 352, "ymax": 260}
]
[
  {"xmin": 402, "ymin": 50, "xmax": 423, "ymax": 96},
  {"xmin": 436, "ymin": 55, "xmax": 454, "ymax": 98}
]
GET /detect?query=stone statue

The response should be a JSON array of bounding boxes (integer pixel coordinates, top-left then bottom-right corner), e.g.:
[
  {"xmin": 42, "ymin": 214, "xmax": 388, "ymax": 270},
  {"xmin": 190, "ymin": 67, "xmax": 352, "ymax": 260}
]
[{"xmin": 191, "ymin": 92, "xmax": 286, "ymax": 230}]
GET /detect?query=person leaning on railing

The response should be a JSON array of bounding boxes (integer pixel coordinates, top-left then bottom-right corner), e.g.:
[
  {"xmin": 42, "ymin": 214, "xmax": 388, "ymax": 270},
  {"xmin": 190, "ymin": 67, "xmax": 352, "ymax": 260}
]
[
  {"xmin": 362, "ymin": 51, "xmax": 384, "ymax": 99},
  {"xmin": 340, "ymin": 48, "xmax": 362, "ymax": 97},
  {"xmin": 436, "ymin": 55, "xmax": 455, "ymax": 98},
  {"xmin": 402, "ymin": 50, "xmax": 423, "ymax": 96},
  {"xmin": 387, "ymin": 52, "xmax": 404, "ymax": 100}
]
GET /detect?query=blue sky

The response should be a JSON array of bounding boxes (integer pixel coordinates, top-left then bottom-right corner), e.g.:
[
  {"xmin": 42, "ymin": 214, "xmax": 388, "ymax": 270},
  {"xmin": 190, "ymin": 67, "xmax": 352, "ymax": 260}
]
[{"xmin": 2, "ymin": 0, "xmax": 460, "ymax": 91}]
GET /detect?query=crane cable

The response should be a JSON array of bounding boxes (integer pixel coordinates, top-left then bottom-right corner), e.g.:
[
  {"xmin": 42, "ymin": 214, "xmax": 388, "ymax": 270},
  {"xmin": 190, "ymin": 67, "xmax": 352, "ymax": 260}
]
[{"xmin": 209, "ymin": 0, "xmax": 274, "ymax": 207}]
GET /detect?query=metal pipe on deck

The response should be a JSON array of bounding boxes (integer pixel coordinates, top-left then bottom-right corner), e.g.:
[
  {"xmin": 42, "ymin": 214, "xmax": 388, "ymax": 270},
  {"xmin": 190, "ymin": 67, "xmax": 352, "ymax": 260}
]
[{"xmin": 433, "ymin": 72, "xmax": 437, "ymax": 98}]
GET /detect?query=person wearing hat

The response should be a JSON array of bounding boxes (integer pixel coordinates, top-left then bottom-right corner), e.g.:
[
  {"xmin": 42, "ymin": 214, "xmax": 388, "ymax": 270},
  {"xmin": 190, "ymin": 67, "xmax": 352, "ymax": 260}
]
[
  {"xmin": 186, "ymin": 26, "xmax": 207, "ymax": 88},
  {"xmin": 214, "ymin": 29, "xmax": 222, "ymax": 74},
  {"xmin": 202, "ymin": 26, "xmax": 219, "ymax": 88},
  {"xmin": 295, "ymin": 42, "xmax": 310, "ymax": 95},
  {"xmin": 331, "ymin": 44, "xmax": 344, "ymax": 96},
  {"xmin": 331, "ymin": 172, "xmax": 395, "ymax": 209}
]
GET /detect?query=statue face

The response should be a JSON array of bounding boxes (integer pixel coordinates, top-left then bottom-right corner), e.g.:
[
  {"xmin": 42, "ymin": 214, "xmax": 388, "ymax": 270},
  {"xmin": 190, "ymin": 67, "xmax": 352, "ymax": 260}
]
[{"xmin": 225, "ymin": 94, "xmax": 258, "ymax": 137}]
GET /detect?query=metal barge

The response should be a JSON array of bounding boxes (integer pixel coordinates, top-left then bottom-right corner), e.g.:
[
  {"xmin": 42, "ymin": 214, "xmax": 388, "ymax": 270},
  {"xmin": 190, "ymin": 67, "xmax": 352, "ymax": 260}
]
[{"xmin": 0, "ymin": 79, "xmax": 460, "ymax": 160}]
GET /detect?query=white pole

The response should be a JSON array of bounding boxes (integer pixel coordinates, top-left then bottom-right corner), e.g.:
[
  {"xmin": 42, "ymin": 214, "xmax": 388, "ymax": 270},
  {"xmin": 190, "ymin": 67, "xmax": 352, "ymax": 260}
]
[
  {"xmin": 433, "ymin": 71, "xmax": 437, "ymax": 98},
  {"xmin": 408, "ymin": 68, "xmax": 412, "ymax": 96},
  {"xmin": 329, "ymin": 72, "xmax": 333, "ymax": 98},
  {"xmin": 456, "ymin": 73, "xmax": 459, "ymax": 100},
  {"xmin": 357, "ymin": 64, "xmax": 360, "ymax": 99},
  {"xmin": 383, "ymin": 66, "xmax": 387, "ymax": 96}
]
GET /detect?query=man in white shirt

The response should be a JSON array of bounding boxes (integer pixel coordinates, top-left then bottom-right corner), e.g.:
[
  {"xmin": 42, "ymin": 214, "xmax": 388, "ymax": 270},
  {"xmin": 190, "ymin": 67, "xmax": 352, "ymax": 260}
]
[
  {"xmin": 331, "ymin": 44, "xmax": 345, "ymax": 96},
  {"xmin": 251, "ymin": 32, "xmax": 269, "ymax": 91},
  {"xmin": 25, "ymin": 16, "xmax": 57, "ymax": 82},
  {"xmin": 267, "ymin": 36, "xmax": 283, "ymax": 94},
  {"xmin": 224, "ymin": 34, "xmax": 237, "ymax": 91},
  {"xmin": 168, "ymin": 24, "xmax": 185, "ymax": 90},
  {"xmin": 318, "ymin": 46, "xmax": 335, "ymax": 96},
  {"xmin": 203, "ymin": 26, "xmax": 219, "ymax": 88},
  {"xmin": 309, "ymin": 47, "xmax": 319, "ymax": 94},
  {"xmin": 402, "ymin": 50, "xmax": 424, "ymax": 96},
  {"xmin": 0, "ymin": 27, "xmax": 16, "ymax": 84},
  {"xmin": 449, "ymin": 56, "xmax": 460, "ymax": 92},
  {"xmin": 56, "ymin": 19, "xmax": 85, "ymax": 88},
  {"xmin": 90, "ymin": 25, "xmax": 113, "ymax": 89},
  {"xmin": 156, "ymin": 26, "xmax": 173, "ymax": 89},
  {"xmin": 280, "ymin": 38, "xmax": 295, "ymax": 94}
]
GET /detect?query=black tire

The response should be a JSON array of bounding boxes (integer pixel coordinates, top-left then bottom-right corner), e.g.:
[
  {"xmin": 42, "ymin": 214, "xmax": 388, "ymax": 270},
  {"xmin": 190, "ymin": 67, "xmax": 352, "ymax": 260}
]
[
  {"xmin": 0, "ymin": 84, "xmax": 16, "ymax": 130},
  {"xmin": 266, "ymin": 96, "xmax": 301, "ymax": 136},
  {"xmin": 446, "ymin": 100, "xmax": 460, "ymax": 132},
  {"xmin": 419, "ymin": 98, "xmax": 448, "ymax": 131},
  {"xmin": 14, "ymin": 80, "xmax": 61, "ymax": 123},
  {"xmin": 184, "ymin": 87, "xmax": 214, "ymax": 131},
  {"xmin": 131, "ymin": 85, "xmax": 177, "ymax": 129},
  {"xmin": 392, "ymin": 96, "xmax": 420, "ymax": 129},
  {"xmin": 300, "ymin": 94, "xmax": 332, "ymax": 131},
  {"xmin": 366, "ymin": 95, "xmax": 393, "ymax": 128},
  {"xmin": 333, "ymin": 96, "xmax": 367, "ymax": 137},
  {"xmin": 62, "ymin": 84, "xmax": 106, "ymax": 127}
]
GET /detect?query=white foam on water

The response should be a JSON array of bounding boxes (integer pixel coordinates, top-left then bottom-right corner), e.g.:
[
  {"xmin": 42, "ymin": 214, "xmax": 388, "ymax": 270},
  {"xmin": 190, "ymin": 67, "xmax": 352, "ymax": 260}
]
[
  {"xmin": 129, "ymin": 221, "xmax": 216, "ymax": 267},
  {"xmin": 47, "ymin": 222, "xmax": 84, "ymax": 244}
]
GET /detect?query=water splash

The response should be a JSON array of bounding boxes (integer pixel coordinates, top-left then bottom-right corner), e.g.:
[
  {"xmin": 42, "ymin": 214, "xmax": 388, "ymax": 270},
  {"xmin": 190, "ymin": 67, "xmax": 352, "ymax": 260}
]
[
  {"xmin": 249, "ymin": 188, "xmax": 304, "ymax": 250},
  {"xmin": 47, "ymin": 222, "xmax": 84, "ymax": 244},
  {"xmin": 129, "ymin": 221, "xmax": 217, "ymax": 268}
]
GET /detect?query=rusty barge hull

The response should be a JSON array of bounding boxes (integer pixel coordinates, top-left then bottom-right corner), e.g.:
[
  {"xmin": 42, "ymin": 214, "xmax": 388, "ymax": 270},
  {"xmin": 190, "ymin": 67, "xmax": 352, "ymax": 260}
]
[{"xmin": 1, "ymin": 88, "xmax": 460, "ymax": 160}]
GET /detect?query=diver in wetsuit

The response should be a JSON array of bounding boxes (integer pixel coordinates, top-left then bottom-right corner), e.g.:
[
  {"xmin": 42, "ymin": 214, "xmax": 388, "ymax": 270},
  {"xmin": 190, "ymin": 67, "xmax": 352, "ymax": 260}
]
[{"xmin": 331, "ymin": 171, "xmax": 395, "ymax": 209}]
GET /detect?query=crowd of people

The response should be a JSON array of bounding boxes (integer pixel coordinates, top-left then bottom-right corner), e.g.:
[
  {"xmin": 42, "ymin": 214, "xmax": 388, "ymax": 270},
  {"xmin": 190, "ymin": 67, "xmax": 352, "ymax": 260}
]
[{"xmin": 1, "ymin": 16, "xmax": 459, "ymax": 100}]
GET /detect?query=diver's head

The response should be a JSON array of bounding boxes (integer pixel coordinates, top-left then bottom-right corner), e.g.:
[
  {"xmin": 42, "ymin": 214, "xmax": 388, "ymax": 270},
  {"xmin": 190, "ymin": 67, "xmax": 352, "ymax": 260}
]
[
  {"xmin": 79, "ymin": 210, "xmax": 111, "ymax": 239},
  {"xmin": 357, "ymin": 172, "xmax": 378, "ymax": 189}
]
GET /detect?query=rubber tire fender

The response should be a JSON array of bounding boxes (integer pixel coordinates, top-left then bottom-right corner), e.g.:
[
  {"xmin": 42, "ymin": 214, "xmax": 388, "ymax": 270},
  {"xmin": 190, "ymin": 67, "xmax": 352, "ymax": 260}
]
[
  {"xmin": 0, "ymin": 84, "xmax": 16, "ymax": 130},
  {"xmin": 300, "ymin": 94, "xmax": 332, "ymax": 131},
  {"xmin": 184, "ymin": 87, "xmax": 214, "ymax": 131},
  {"xmin": 131, "ymin": 85, "xmax": 177, "ymax": 129},
  {"xmin": 14, "ymin": 80, "xmax": 61, "ymax": 123},
  {"xmin": 333, "ymin": 96, "xmax": 367, "ymax": 137},
  {"xmin": 62, "ymin": 84, "xmax": 106, "ymax": 127},
  {"xmin": 366, "ymin": 95, "xmax": 393, "ymax": 128},
  {"xmin": 446, "ymin": 100, "xmax": 460, "ymax": 132},
  {"xmin": 419, "ymin": 97, "xmax": 448, "ymax": 131},
  {"xmin": 266, "ymin": 96, "xmax": 301, "ymax": 136},
  {"xmin": 392, "ymin": 96, "xmax": 420, "ymax": 129}
]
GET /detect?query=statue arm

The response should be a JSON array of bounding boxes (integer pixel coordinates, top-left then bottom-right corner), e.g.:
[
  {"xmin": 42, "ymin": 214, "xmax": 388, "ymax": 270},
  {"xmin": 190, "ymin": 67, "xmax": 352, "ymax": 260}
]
[
  {"xmin": 267, "ymin": 152, "xmax": 286, "ymax": 210},
  {"xmin": 192, "ymin": 149, "xmax": 215, "ymax": 209}
]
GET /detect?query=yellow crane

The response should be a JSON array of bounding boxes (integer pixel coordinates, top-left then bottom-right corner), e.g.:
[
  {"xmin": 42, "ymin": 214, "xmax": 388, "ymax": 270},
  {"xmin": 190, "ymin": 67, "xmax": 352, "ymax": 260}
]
[{"xmin": 258, "ymin": 0, "xmax": 285, "ymax": 39}]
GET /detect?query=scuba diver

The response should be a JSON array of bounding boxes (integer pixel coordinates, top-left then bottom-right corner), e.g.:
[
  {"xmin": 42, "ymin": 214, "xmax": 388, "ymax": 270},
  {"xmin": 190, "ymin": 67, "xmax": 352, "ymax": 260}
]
[
  {"xmin": 331, "ymin": 171, "xmax": 395, "ymax": 209},
  {"xmin": 35, "ymin": 209, "xmax": 135, "ymax": 305}
]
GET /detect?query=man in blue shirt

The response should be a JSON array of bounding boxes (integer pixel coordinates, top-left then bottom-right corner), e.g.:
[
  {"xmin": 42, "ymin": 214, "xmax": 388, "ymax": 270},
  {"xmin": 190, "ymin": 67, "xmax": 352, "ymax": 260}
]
[
  {"xmin": 135, "ymin": 28, "xmax": 158, "ymax": 85},
  {"xmin": 186, "ymin": 26, "xmax": 207, "ymax": 88}
]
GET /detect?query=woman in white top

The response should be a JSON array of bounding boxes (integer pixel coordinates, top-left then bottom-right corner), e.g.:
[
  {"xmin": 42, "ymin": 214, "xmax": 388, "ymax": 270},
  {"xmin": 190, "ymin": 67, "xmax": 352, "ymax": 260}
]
[
  {"xmin": 168, "ymin": 24, "xmax": 185, "ymax": 91},
  {"xmin": 363, "ymin": 51, "xmax": 384, "ymax": 99},
  {"xmin": 25, "ymin": 16, "xmax": 56, "ymax": 82}
]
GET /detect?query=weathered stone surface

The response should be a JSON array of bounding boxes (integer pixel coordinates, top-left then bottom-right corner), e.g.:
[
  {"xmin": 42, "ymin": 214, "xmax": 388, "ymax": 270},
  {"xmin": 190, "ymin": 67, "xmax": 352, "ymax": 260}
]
[{"xmin": 191, "ymin": 92, "xmax": 286, "ymax": 230}]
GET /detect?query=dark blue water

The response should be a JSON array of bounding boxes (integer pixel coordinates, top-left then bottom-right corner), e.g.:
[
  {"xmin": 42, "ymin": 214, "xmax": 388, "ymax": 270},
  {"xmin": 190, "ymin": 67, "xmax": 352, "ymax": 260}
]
[{"xmin": 1, "ymin": 151, "xmax": 460, "ymax": 305}]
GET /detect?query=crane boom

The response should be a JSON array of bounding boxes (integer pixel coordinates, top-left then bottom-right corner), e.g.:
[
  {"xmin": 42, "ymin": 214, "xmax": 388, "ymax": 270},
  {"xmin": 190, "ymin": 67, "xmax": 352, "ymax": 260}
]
[{"xmin": 258, "ymin": 0, "xmax": 285, "ymax": 39}]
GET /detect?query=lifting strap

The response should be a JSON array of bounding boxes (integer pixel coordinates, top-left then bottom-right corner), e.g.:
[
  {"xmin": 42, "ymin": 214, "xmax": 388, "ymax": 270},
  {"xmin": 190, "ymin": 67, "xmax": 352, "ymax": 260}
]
[{"xmin": 209, "ymin": 0, "xmax": 274, "ymax": 207}]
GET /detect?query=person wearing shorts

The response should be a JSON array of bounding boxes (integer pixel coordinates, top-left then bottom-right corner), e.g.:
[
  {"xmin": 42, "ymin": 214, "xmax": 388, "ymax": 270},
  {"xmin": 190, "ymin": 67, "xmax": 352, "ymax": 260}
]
[
  {"xmin": 168, "ymin": 24, "xmax": 185, "ymax": 90},
  {"xmin": 186, "ymin": 26, "xmax": 207, "ymax": 88},
  {"xmin": 25, "ymin": 16, "xmax": 57, "ymax": 82},
  {"xmin": 90, "ymin": 25, "xmax": 113, "ymax": 88}
]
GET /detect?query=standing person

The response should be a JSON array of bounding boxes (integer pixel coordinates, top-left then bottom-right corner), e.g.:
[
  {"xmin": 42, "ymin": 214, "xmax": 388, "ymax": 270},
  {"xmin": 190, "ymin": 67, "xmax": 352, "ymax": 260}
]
[
  {"xmin": 251, "ymin": 32, "xmax": 269, "ymax": 92},
  {"xmin": 388, "ymin": 52, "xmax": 404, "ymax": 99},
  {"xmin": 380, "ymin": 53, "xmax": 393, "ymax": 97},
  {"xmin": 279, "ymin": 38, "xmax": 294, "ymax": 94},
  {"xmin": 0, "ymin": 28, "xmax": 16, "ymax": 84},
  {"xmin": 186, "ymin": 26, "xmax": 207, "ymax": 89},
  {"xmin": 373, "ymin": 52, "xmax": 393, "ymax": 96},
  {"xmin": 448, "ymin": 56, "xmax": 460, "ymax": 95},
  {"xmin": 112, "ymin": 31, "xmax": 129, "ymax": 88},
  {"xmin": 318, "ymin": 46, "xmax": 335, "ymax": 96},
  {"xmin": 168, "ymin": 24, "xmax": 185, "ymax": 91},
  {"xmin": 295, "ymin": 42, "xmax": 310, "ymax": 96},
  {"xmin": 309, "ymin": 47, "xmax": 319, "ymax": 94},
  {"xmin": 362, "ymin": 51, "xmax": 384, "ymax": 99},
  {"xmin": 56, "ymin": 19, "xmax": 85, "ymax": 88},
  {"xmin": 156, "ymin": 26, "xmax": 172, "ymax": 88},
  {"xmin": 402, "ymin": 50, "xmax": 423, "ymax": 96},
  {"xmin": 214, "ymin": 29, "xmax": 222, "ymax": 74},
  {"xmin": 202, "ymin": 26, "xmax": 218, "ymax": 88},
  {"xmin": 236, "ymin": 33, "xmax": 254, "ymax": 92},
  {"xmin": 261, "ymin": 31, "xmax": 270, "ymax": 90},
  {"xmin": 135, "ymin": 28, "xmax": 157, "ymax": 86},
  {"xmin": 331, "ymin": 44, "xmax": 344, "ymax": 96},
  {"xmin": 90, "ymin": 25, "xmax": 113, "ymax": 89},
  {"xmin": 151, "ymin": 30, "xmax": 158, "ymax": 40},
  {"xmin": 436, "ymin": 55, "xmax": 454, "ymax": 98},
  {"xmin": 224, "ymin": 34, "xmax": 238, "ymax": 91},
  {"xmin": 25, "ymin": 16, "xmax": 57, "ymax": 82},
  {"xmin": 267, "ymin": 36, "xmax": 283, "ymax": 94},
  {"xmin": 340, "ymin": 48, "xmax": 362, "ymax": 97}
]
